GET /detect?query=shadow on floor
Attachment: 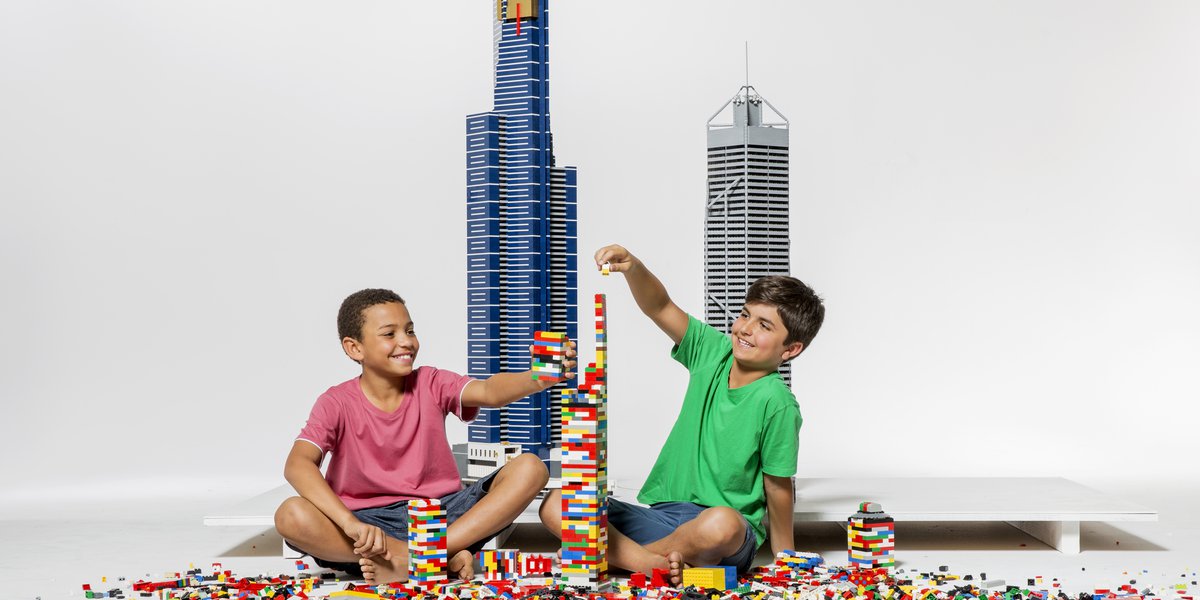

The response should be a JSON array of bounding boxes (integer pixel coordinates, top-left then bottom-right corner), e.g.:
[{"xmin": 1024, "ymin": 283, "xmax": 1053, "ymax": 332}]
[
  {"xmin": 219, "ymin": 527, "xmax": 286, "ymax": 557},
  {"xmin": 794, "ymin": 521, "xmax": 1164, "ymax": 553}
]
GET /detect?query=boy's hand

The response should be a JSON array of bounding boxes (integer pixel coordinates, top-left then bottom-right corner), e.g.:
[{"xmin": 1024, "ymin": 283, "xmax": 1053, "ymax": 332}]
[
  {"xmin": 528, "ymin": 339, "xmax": 577, "ymax": 388},
  {"xmin": 343, "ymin": 519, "xmax": 391, "ymax": 560},
  {"xmin": 594, "ymin": 244, "xmax": 635, "ymax": 275}
]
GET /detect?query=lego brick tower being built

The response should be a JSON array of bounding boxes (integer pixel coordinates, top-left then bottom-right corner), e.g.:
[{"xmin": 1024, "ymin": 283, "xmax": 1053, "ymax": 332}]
[
  {"xmin": 466, "ymin": 0, "xmax": 578, "ymax": 457},
  {"xmin": 704, "ymin": 82, "xmax": 792, "ymax": 384}
]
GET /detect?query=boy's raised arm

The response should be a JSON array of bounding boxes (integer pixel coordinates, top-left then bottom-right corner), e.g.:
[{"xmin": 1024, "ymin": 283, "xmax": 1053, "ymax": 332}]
[
  {"xmin": 764, "ymin": 473, "xmax": 797, "ymax": 556},
  {"xmin": 594, "ymin": 244, "xmax": 689, "ymax": 345},
  {"xmin": 461, "ymin": 341, "xmax": 577, "ymax": 408}
]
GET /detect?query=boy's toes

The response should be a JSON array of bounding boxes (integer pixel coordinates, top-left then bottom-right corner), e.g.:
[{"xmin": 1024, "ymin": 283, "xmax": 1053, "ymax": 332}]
[
  {"xmin": 359, "ymin": 558, "xmax": 377, "ymax": 583},
  {"xmin": 667, "ymin": 551, "xmax": 684, "ymax": 587}
]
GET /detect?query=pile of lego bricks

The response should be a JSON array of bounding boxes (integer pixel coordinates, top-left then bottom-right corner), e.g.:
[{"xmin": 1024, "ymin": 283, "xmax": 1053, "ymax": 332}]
[{"xmin": 79, "ymin": 552, "xmax": 1197, "ymax": 600}]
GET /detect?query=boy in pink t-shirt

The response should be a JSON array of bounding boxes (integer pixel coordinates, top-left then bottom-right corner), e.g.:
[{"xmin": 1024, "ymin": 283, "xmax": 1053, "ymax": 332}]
[{"xmin": 275, "ymin": 289, "xmax": 575, "ymax": 584}]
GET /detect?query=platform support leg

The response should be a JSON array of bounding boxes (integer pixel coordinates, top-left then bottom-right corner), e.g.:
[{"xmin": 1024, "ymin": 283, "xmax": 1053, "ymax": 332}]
[{"xmin": 1006, "ymin": 520, "xmax": 1080, "ymax": 554}]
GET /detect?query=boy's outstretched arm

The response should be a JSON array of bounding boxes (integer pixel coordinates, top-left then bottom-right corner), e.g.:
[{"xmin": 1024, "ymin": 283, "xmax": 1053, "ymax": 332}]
[
  {"xmin": 283, "ymin": 441, "xmax": 391, "ymax": 559},
  {"xmin": 594, "ymin": 244, "xmax": 689, "ymax": 345},
  {"xmin": 764, "ymin": 473, "xmax": 797, "ymax": 555},
  {"xmin": 461, "ymin": 341, "xmax": 577, "ymax": 408}
]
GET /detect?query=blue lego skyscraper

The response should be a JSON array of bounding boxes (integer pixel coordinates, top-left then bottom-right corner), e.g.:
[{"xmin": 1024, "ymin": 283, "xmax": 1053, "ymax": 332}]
[{"xmin": 466, "ymin": 0, "xmax": 578, "ymax": 458}]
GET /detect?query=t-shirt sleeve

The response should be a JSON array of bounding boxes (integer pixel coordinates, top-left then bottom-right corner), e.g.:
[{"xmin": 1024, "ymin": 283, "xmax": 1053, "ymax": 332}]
[
  {"xmin": 760, "ymin": 402, "xmax": 803, "ymax": 478},
  {"xmin": 670, "ymin": 314, "xmax": 731, "ymax": 370},
  {"xmin": 296, "ymin": 393, "xmax": 340, "ymax": 454},
  {"xmin": 426, "ymin": 366, "xmax": 480, "ymax": 422}
]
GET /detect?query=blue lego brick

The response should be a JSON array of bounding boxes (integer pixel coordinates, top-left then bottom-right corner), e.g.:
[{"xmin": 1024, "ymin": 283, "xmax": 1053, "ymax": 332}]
[
  {"xmin": 467, "ymin": 358, "xmax": 501, "ymax": 375},
  {"xmin": 467, "ymin": 271, "xmax": 501, "ymax": 289},
  {"xmin": 466, "ymin": 218, "xmax": 501, "ymax": 237},
  {"xmin": 468, "ymin": 427, "xmax": 502, "ymax": 443},
  {"xmin": 467, "ymin": 323, "xmax": 501, "ymax": 340},
  {"xmin": 466, "ymin": 288, "xmax": 500, "ymax": 304},
  {"xmin": 473, "ymin": 409, "xmax": 505, "ymax": 426}
]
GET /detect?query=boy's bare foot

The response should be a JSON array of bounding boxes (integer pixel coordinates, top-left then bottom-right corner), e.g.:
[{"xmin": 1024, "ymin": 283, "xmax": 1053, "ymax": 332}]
[
  {"xmin": 448, "ymin": 549, "xmax": 475, "ymax": 580},
  {"xmin": 666, "ymin": 551, "xmax": 684, "ymax": 587},
  {"xmin": 359, "ymin": 553, "xmax": 408, "ymax": 585}
]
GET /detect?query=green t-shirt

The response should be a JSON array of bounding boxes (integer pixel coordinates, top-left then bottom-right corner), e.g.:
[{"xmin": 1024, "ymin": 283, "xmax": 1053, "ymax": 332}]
[{"xmin": 637, "ymin": 315, "xmax": 803, "ymax": 548}]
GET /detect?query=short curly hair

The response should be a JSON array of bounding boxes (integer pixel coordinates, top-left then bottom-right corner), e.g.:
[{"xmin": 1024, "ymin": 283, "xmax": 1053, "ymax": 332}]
[
  {"xmin": 337, "ymin": 288, "xmax": 406, "ymax": 342},
  {"xmin": 744, "ymin": 276, "xmax": 825, "ymax": 353}
]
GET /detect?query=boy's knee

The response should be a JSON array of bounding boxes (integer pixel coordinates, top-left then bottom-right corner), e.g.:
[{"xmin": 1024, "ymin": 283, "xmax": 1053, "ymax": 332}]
[
  {"xmin": 274, "ymin": 496, "xmax": 314, "ymax": 536},
  {"xmin": 508, "ymin": 453, "xmax": 550, "ymax": 487},
  {"xmin": 697, "ymin": 507, "xmax": 745, "ymax": 548}
]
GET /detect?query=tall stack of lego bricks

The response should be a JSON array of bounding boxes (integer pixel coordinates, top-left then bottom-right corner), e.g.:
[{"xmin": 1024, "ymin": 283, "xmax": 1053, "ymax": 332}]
[
  {"xmin": 531, "ymin": 331, "xmax": 567, "ymax": 381},
  {"xmin": 848, "ymin": 501, "xmax": 895, "ymax": 569},
  {"xmin": 559, "ymin": 294, "xmax": 609, "ymax": 590},
  {"xmin": 407, "ymin": 499, "xmax": 448, "ymax": 586}
]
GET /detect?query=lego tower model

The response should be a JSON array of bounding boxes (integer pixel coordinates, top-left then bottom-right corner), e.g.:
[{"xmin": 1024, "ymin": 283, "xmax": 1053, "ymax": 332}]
[
  {"xmin": 466, "ymin": 0, "xmax": 579, "ymax": 458},
  {"xmin": 848, "ymin": 501, "xmax": 895, "ymax": 569},
  {"xmin": 704, "ymin": 81, "xmax": 793, "ymax": 384},
  {"xmin": 559, "ymin": 294, "xmax": 609, "ymax": 590}
]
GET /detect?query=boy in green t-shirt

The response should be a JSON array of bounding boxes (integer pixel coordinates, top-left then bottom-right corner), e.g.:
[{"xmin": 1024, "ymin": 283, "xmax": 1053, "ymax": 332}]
[{"xmin": 539, "ymin": 244, "xmax": 825, "ymax": 583}]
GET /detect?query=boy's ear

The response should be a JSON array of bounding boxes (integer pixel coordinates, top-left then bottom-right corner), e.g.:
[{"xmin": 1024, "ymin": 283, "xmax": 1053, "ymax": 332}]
[
  {"xmin": 781, "ymin": 341, "xmax": 804, "ymax": 363},
  {"xmin": 342, "ymin": 336, "xmax": 365, "ymax": 362}
]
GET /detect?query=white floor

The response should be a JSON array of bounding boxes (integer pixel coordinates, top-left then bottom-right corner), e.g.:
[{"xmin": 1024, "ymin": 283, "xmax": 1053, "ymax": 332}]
[{"xmin": 3, "ymin": 482, "xmax": 1197, "ymax": 600}]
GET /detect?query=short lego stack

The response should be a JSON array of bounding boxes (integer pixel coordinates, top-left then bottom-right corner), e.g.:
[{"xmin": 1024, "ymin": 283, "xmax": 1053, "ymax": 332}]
[
  {"xmin": 407, "ymin": 499, "xmax": 448, "ymax": 586},
  {"xmin": 848, "ymin": 501, "xmax": 895, "ymax": 569},
  {"xmin": 479, "ymin": 549, "xmax": 520, "ymax": 581},
  {"xmin": 531, "ymin": 331, "xmax": 567, "ymax": 381}
]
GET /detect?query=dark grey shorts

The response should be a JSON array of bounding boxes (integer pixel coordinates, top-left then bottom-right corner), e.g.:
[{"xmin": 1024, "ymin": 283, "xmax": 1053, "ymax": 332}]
[
  {"xmin": 608, "ymin": 498, "xmax": 758, "ymax": 573},
  {"xmin": 288, "ymin": 468, "xmax": 502, "ymax": 575}
]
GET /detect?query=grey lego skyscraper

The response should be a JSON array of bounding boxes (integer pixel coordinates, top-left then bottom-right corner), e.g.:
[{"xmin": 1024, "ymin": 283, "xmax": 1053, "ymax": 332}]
[{"xmin": 705, "ymin": 85, "xmax": 792, "ymax": 384}]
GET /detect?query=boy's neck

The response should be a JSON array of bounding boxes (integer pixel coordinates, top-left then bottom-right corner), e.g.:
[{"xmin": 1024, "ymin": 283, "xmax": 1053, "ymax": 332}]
[
  {"xmin": 359, "ymin": 370, "xmax": 408, "ymax": 411},
  {"xmin": 728, "ymin": 360, "xmax": 777, "ymax": 389}
]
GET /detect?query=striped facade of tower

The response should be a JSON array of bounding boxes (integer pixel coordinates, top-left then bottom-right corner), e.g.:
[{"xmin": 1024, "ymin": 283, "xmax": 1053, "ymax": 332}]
[
  {"xmin": 559, "ymin": 294, "xmax": 609, "ymax": 589},
  {"xmin": 705, "ymin": 86, "xmax": 791, "ymax": 383},
  {"xmin": 467, "ymin": 0, "xmax": 578, "ymax": 456}
]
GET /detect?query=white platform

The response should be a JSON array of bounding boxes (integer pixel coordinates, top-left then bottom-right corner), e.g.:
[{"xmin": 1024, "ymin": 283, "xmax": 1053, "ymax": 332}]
[
  {"xmin": 793, "ymin": 477, "xmax": 1158, "ymax": 554},
  {"xmin": 205, "ymin": 477, "xmax": 1157, "ymax": 555}
]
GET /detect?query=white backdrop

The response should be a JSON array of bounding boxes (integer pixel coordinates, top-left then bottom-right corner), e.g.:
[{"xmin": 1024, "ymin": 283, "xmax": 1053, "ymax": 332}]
[{"xmin": 2, "ymin": 1, "xmax": 1198, "ymax": 511}]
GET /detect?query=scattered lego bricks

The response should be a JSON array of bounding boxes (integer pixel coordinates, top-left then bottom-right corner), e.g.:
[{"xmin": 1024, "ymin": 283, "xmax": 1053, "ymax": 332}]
[
  {"xmin": 407, "ymin": 498, "xmax": 448, "ymax": 586},
  {"xmin": 849, "ymin": 501, "xmax": 895, "ymax": 570},
  {"xmin": 79, "ymin": 557, "xmax": 1197, "ymax": 600},
  {"xmin": 532, "ymin": 331, "xmax": 568, "ymax": 381}
]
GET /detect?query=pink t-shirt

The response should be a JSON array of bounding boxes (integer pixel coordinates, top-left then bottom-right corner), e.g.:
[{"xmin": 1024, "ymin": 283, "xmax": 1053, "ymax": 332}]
[{"xmin": 297, "ymin": 367, "xmax": 479, "ymax": 510}]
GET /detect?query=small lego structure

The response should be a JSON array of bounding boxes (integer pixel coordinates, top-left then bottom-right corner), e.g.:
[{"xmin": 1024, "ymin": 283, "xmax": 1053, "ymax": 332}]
[
  {"xmin": 601, "ymin": 261, "xmax": 611, "ymax": 276},
  {"xmin": 532, "ymin": 331, "xmax": 568, "ymax": 381},
  {"xmin": 479, "ymin": 549, "xmax": 521, "ymax": 580},
  {"xmin": 848, "ymin": 501, "xmax": 895, "ymax": 570},
  {"xmin": 408, "ymin": 498, "xmax": 448, "ymax": 586}
]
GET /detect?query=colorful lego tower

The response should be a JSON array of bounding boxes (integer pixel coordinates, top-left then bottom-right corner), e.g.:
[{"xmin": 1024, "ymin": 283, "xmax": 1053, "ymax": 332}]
[
  {"xmin": 848, "ymin": 501, "xmax": 895, "ymax": 569},
  {"xmin": 559, "ymin": 294, "xmax": 609, "ymax": 589},
  {"xmin": 408, "ymin": 499, "xmax": 449, "ymax": 585},
  {"xmin": 704, "ymin": 78, "xmax": 793, "ymax": 384},
  {"xmin": 466, "ymin": 0, "xmax": 579, "ymax": 458}
]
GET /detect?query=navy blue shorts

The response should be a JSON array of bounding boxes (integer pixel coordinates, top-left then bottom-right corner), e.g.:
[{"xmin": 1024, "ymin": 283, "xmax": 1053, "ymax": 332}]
[
  {"xmin": 289, "ymin": 469, "xmax": 502, "ymax": 575},
  {"xmin": 607, "ymin": 498, "xmax": 758, "ymax": 572}
]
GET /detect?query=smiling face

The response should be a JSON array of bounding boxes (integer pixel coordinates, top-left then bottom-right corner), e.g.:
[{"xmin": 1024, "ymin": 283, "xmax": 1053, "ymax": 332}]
[
  {"xmin": 730, "ymin": 302, "xmax": 804, "ymax": 371},
  {"xmin": 342, "ymin": 301, "xmax": 419, "ymax": 379}
]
